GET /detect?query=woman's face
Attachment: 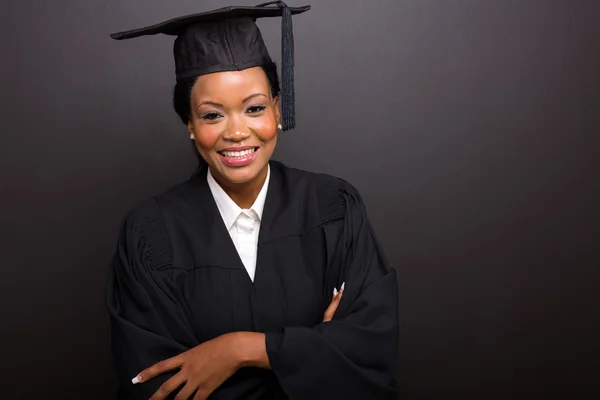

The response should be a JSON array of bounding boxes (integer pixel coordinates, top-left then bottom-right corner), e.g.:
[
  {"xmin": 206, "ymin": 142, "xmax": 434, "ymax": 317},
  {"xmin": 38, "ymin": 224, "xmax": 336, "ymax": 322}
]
[{"xmin": 188, "ymin": 67, "xmax": 280, "ymax": 186}]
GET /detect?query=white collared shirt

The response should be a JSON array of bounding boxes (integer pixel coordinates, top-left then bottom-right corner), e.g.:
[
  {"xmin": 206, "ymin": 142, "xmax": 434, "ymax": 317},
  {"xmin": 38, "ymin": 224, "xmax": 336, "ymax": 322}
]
[{"xmin": 206, "ymin": 165, "xmax": 270, "ymax": 282}]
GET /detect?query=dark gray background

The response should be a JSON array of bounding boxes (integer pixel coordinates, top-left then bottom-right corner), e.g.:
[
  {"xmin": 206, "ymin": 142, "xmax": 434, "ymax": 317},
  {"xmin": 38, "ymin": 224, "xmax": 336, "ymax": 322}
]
[{"xmin": 1, "ymin": 0, "xmax": 599, "ymax": 398}]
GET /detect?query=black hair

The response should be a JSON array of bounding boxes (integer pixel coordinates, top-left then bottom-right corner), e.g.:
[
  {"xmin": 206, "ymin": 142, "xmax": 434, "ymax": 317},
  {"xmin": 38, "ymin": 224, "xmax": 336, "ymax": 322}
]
[{"xmin": 172, "ymin": 62, "xmax": 281, "ymax": 125}]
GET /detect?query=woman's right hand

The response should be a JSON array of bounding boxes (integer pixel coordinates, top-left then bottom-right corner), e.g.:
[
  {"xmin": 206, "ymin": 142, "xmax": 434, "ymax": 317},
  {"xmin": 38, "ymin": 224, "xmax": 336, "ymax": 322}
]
[{"xmin": 323, "ymin": 282, "xmax": 345, "ymax": 322}]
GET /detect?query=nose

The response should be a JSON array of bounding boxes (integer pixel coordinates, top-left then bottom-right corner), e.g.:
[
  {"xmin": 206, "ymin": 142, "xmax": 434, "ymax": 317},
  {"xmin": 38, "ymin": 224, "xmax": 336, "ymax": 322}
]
[
  {"xmin": 223, "ymin": 130, "xmax": 250, "ymax": 142},
  {"xmin": 223, "ymin": 117, "xmax": 250, "ymax": 142}
]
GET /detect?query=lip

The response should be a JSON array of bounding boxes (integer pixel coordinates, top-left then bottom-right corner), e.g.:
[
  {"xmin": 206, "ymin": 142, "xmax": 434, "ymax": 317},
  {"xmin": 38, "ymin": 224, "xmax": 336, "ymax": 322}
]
[
  {"xmin": 219, "ymin": 145, "xmax": 256, "ymax": 152},
  {"xmin": 217, "ymin": 146, "xmax": 260, "ymax": 167}
]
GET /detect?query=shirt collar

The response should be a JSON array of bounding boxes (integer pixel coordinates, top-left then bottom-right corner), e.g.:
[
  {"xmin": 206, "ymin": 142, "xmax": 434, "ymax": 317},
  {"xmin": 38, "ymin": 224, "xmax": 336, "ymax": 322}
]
[{"xmin": 207, "ymin": 164, "xmax": 271, "ymax": 230}]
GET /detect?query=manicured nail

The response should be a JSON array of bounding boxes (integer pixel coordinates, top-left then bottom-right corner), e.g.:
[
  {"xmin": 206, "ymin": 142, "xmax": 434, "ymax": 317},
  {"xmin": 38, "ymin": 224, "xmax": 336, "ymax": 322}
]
[
  {"xmin": 340, "ymin": 282, "xmax": 346, "ymax": 292},
  {"xmin": 132, "ymin": 375, "xmax": 141, "ymax": 384},
  {"xmin": 333, "ymin": 288, "xmax": 338, "ymax": 297}
]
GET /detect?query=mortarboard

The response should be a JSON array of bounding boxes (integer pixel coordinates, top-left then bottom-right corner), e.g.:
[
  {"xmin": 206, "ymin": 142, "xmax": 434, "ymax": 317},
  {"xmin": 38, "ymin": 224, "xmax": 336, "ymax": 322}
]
[{"xmin": 110, "ymin": 1, "xmax": 310, "ymax": 131}]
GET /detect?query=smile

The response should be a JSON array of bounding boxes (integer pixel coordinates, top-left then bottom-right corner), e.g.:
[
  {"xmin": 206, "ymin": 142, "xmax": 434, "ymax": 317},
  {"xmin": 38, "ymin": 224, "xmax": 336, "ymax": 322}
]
[
  {"xmin": 218, "ymin": 147, "xmax": 258, "ymax": 158},
  {"xmin": 217, "ymin": 146, "xmax": 260, "ymax": 167}
]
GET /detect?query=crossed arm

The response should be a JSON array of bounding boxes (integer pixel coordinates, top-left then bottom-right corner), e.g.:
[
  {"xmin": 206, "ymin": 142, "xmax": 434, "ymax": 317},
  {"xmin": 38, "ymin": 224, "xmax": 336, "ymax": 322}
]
[
  {"xmin": 132, "ymin": 287, "xmax": 345, "ymax": 400},
  {"xmin": 109, "ymin": 190, "xmax": 398, "ymax": 400}
]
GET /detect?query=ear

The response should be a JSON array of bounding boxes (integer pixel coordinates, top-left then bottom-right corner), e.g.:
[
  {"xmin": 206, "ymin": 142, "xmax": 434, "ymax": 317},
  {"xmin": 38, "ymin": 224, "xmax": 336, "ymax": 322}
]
[
  {"xmin": 273, "ymin": 96, "xmax": 281, "ymax": 125},
  {"xmin": 187, "ymin": 120, "xmax": 194, "ymax": 138}
]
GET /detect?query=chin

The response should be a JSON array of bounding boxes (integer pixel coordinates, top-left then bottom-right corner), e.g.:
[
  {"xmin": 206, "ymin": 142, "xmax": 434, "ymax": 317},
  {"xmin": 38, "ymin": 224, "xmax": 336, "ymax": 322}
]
[{"xmin": 219, "ymin": 165, "xmax": 263, "ymax": 185}]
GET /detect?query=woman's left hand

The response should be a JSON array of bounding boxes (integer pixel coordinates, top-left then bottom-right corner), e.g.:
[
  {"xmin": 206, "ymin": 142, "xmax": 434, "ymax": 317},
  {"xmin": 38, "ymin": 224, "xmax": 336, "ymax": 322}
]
[{"xmin": 133, "ymin": 332, "xmax": 242, "ymax": 400}]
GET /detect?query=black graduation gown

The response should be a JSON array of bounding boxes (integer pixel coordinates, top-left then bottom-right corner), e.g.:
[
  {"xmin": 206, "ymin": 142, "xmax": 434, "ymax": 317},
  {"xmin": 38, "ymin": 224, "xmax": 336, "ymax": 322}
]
[{"xmin": 106, "ymin": 161, "xmax": 398, "ymax": 399}]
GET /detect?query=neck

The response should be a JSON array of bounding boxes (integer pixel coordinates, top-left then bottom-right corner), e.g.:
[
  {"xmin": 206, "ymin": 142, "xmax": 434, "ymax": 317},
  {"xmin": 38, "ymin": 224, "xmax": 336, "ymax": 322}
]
[{"xmin": 211, "ymin": 165, "xmax": 268, "ymax": 209}]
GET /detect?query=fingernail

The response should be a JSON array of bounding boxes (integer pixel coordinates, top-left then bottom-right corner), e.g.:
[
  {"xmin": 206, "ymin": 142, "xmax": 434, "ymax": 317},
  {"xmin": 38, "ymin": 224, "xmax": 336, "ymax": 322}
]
[
  {"xmin": 340, "ymin": 282, "xmax": 346, "ymax": 292},
  {"xmin": 132, "ymin": 375, "xmax": 141, "ymax": 384},
  {"xmin": 333, "ymin": 288, "xmax": 338, "ymax": 297}
]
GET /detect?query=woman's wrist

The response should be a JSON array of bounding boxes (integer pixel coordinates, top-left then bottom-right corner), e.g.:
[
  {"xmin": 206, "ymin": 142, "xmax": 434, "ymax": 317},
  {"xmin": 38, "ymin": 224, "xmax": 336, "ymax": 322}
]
[{"xmin": 230, "ymin": 331, "xmax": 271, "ymax": 370}]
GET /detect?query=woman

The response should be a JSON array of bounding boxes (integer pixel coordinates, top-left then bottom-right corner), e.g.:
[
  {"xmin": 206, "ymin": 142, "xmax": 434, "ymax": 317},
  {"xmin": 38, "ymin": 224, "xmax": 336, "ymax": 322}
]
[{"xmin": 107, "ymin": 2, "xmax": 398, "ymax": 399}]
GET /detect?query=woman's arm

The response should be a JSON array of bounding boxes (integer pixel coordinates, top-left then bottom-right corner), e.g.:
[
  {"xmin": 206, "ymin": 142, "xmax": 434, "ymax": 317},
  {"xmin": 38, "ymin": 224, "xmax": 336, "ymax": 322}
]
[
  {"xmin": 136, "ymin": 293, "xmax": 345, "ymax": 399},
  {"xmin": 236, "ymin": 287, "xmax": 345, "ymax": 368},
  {"xmin": 262, "ymin": 181, "xmax": 399, "ymax": 399},
  {"xmin": 236, "ymin": 332, "xmax": 271, "ymax": 369},
  {"xmin": 106, "ymin": 200, "xmax": 198, "ymax": 399}
]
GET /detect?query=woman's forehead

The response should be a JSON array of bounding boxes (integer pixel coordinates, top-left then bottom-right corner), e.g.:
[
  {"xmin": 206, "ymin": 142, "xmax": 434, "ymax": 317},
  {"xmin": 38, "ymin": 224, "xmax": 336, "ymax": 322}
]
[{"xmin": 193, "ymin": 67, "xmax": 269, "ymax": 93}]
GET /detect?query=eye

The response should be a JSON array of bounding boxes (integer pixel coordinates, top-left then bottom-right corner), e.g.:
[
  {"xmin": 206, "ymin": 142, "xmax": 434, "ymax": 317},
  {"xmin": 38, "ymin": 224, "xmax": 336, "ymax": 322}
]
[
  {"xmin": 201, "ymin": 112, "xmax": 223, "ymax": 121},
  {"xmin": 246, "ymin": 105, "xmax": 266, "ymax": 114}
]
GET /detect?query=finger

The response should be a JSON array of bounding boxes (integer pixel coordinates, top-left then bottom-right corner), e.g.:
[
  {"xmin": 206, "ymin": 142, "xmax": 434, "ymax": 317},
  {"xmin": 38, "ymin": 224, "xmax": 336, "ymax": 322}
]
[
  {"xmin": 150, "ymin": 371, "xmax": 187, "ymax": 400},
  {"xmin": 174, "ymin": 382, "xmax": 198, "ymax": 400},
  {"xmin": 325, "ymin": 282, "xmax": 346, "ymax": 321},
  {"xmin": 134, "ymin": 355, "xmax": 184, "ymax": 385},
  {"xmin": 192, "ymin": 387, "xmax": 210, "ymax": 400},
  {"xmin": 323, "ymin": 290, "xmax": 343, "ymax": 322}
]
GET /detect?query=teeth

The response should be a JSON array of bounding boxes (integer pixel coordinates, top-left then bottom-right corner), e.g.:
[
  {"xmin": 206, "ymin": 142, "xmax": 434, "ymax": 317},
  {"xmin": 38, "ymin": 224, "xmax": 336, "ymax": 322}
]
[{"xmin": 221, "ymin": 148, "xmax": 256, "ymax": 158}]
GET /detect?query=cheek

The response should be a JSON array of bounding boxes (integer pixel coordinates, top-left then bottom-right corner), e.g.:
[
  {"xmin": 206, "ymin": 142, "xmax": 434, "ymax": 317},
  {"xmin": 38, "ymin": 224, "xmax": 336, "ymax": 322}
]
[
  {"xmin": 194, "ymin": 124, "xmax": 221, "ymax": 151},
  {"xmin": 248, "ymin": 117, "xmax": 277, "ymax": 142}
]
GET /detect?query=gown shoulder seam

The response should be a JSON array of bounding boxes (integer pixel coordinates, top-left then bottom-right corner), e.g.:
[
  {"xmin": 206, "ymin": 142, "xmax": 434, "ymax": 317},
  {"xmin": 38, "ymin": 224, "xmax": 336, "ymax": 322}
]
[{"xmin": 127, "ymin": 197, "xmax": 173, "ymax": 270}]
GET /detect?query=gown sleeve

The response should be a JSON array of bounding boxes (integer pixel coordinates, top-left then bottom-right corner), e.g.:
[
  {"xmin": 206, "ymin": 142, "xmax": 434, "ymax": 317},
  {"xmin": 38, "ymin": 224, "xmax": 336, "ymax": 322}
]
[
  {"xmin": 265, "ymin": 178, "xmax": 399, "ymax": 399},
  {"xmin": 106, "ymin": 199, "xmax": 198, "ymax": 399}
]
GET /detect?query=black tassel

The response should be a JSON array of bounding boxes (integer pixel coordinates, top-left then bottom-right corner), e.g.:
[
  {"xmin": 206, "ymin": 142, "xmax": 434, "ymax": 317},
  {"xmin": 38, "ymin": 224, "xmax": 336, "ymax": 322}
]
[
  {"xmin": 279, "ymin": 2, "xmax": 295, "ymax": 131},
  {"xmin": 256, "ymin": 1, "xmax": 296, "ymax": 131}
]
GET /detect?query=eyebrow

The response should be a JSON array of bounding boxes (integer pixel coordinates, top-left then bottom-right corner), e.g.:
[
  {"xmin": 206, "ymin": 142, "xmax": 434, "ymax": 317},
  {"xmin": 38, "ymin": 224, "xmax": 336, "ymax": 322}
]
[
  {"xmin": 197, "ymin": 93, "xmax": 268, "ymax": 109},
  {"xmin": 242, "ymin": 93, "xmax": 268, "ymax": 103}
]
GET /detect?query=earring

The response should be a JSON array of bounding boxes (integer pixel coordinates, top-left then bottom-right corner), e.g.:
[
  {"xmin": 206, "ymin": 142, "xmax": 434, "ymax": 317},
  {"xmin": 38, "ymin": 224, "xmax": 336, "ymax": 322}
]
[
  {"xmin": 190, "ymin": 133, "xmax": 195, "ymax": 140},
  {"xmin": 277, "ymin": 123, "xmax": 282, "ymax": 130}
]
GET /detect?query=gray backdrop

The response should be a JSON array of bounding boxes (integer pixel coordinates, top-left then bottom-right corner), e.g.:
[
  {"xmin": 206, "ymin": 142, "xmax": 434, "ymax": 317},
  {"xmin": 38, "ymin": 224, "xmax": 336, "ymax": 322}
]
[{"xmin": 1, "ymin": 0, "xmax": 599, "ymax": 398}]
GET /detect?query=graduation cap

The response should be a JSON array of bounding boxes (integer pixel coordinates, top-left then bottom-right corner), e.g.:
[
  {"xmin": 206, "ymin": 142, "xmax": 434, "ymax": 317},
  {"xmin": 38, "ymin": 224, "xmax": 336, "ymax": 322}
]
[{"xmin": 110, "ymin": 1, "xmax": 310, "ymax": 131}]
